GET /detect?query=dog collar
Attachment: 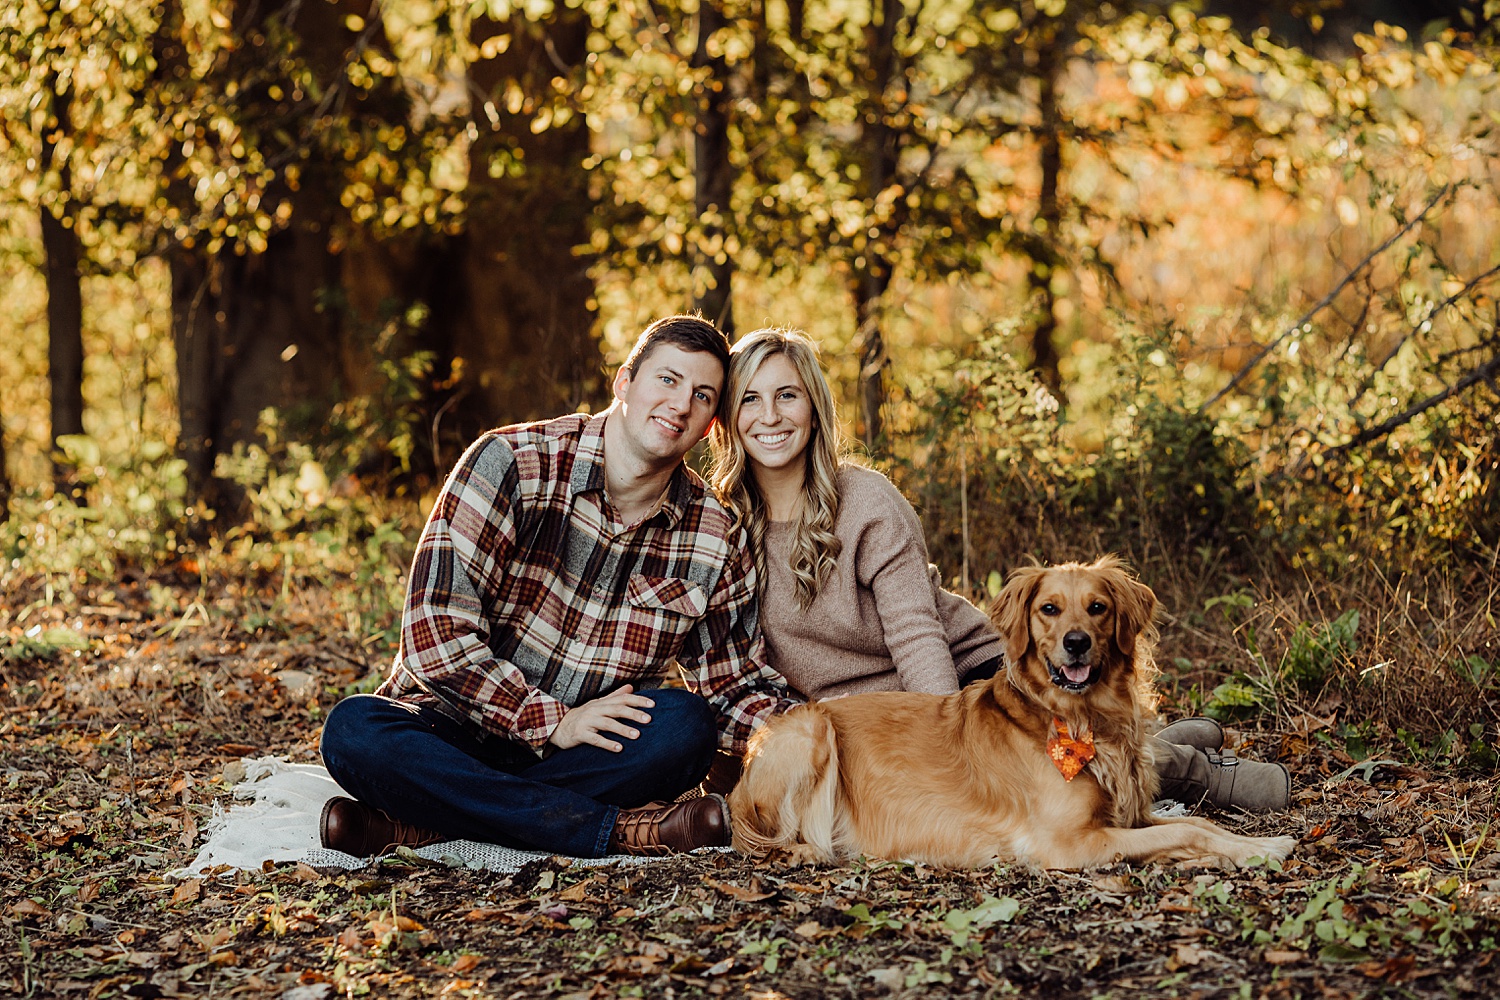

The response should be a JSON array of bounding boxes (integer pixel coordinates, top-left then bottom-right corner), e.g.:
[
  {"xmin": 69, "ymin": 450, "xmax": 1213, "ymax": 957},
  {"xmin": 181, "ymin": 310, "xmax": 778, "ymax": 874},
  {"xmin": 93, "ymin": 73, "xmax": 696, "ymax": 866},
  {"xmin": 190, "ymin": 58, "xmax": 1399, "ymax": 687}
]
[{"xmin": 1047, "ymin": 717, "xmax": 1095, "ymax": 781}]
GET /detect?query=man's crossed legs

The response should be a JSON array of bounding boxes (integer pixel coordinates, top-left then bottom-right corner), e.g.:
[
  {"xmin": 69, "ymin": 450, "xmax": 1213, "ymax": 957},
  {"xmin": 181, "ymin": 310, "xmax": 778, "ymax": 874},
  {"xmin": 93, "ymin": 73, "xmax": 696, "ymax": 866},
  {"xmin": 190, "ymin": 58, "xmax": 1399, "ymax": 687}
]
[{"xmin": 319, "ymin": 688, "xmax": 729, "ymax": 858}]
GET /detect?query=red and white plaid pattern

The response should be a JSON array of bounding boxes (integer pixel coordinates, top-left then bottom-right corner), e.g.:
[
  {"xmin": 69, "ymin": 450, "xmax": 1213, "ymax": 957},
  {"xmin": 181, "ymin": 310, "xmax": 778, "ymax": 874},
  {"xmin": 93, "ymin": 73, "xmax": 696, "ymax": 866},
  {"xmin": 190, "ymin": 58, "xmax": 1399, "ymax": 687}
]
[{"xmin": 376, "ymin": 411, "xmax": 792, "ymax": 753}]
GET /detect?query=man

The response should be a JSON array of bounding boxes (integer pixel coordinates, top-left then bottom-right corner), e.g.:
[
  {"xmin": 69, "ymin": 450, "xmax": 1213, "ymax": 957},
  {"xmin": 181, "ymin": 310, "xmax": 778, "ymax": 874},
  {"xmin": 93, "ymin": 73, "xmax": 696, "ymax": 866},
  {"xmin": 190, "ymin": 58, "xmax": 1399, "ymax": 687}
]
[{"xmin": 318, "ymin": 315, "xmax": 796, "ymax": 858}]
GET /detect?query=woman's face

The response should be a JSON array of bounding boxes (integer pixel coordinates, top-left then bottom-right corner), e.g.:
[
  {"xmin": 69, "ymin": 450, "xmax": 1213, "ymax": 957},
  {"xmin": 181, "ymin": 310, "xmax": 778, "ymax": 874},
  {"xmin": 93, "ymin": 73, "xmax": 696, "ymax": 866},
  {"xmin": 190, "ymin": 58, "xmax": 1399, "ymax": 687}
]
[{"xmin": 736, "ymin": 353, "xmax": 815, "ymax": 474}]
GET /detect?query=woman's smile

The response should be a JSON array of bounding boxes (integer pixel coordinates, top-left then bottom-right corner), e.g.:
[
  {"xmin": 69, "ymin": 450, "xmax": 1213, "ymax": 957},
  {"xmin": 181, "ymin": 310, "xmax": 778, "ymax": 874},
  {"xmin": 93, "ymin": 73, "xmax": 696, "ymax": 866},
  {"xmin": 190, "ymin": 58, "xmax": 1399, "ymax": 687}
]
[{"xmin": 737, "ymin": 354, "xmax": 815, "ymax": 472}]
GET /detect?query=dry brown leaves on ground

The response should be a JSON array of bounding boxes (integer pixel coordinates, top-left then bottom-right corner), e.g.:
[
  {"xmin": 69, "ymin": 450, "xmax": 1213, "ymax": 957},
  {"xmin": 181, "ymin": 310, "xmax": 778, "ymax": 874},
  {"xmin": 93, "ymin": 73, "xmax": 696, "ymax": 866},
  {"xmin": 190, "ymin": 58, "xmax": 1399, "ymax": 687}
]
[{"xmin": 2, "ymin": 579, "xmax": 1499, "ymax": 999}]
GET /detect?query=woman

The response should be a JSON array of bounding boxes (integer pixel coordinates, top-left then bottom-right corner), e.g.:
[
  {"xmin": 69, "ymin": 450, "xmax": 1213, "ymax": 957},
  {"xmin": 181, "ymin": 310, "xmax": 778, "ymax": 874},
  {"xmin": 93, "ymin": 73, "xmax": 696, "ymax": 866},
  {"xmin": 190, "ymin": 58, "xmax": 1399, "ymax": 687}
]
[
  {"xmin": 707, "ymin": 327, "xmax": 1000, "ymax": 701},
  {"xmin": 706, "ymin": 328, "xmax": 1289, "ymax": 813}
]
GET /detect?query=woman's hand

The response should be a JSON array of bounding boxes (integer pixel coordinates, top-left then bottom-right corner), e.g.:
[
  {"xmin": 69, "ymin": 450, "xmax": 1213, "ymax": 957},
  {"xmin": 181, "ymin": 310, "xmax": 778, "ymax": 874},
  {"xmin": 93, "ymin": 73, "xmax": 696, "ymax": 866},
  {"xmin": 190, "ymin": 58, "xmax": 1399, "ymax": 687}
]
[{"xmin": 547, "ymin": 685, "xmax": 656, "ymax": 752}]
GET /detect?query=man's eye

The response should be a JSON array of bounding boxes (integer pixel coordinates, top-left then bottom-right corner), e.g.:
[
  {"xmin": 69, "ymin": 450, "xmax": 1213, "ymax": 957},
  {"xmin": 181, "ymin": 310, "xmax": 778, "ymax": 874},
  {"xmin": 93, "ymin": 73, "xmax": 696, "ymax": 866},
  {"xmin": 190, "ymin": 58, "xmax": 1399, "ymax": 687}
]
[
  {"xmin": 1088, "ymin": 601, "xmax": 1107, "ymax": 615},
  {"xmin": 695, "ymin": 391, "xmax": 711, "ymax": 402},
  {"xmin": 1040, "ymin": 603, "xmax": 1060, "ymax": 616}
]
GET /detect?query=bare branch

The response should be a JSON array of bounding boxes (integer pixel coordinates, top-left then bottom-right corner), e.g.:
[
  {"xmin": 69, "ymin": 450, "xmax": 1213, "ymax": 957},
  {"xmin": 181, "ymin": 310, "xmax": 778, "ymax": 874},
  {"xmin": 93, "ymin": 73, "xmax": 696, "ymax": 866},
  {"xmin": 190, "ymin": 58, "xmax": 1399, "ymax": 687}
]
[
  {"xmin": 1199, "ymin": 186, "xmax": 1451, "ymax": 413},
  {"xmin": 1353, "ymin": 259, "xmax": 1500, "ymax": 399},
  {"xmin": 1325, "ymin": 350, "xmax": 1500, "ymax": 458}
]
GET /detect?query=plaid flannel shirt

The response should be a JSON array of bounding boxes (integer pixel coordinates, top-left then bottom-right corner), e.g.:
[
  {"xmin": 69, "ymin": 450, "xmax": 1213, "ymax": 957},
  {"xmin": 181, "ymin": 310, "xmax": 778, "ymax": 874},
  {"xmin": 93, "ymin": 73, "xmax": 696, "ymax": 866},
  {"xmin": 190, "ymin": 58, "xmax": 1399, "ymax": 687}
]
[{"xmin": 376, "ymin": 411, "xmax": 794, "ymax": 754}]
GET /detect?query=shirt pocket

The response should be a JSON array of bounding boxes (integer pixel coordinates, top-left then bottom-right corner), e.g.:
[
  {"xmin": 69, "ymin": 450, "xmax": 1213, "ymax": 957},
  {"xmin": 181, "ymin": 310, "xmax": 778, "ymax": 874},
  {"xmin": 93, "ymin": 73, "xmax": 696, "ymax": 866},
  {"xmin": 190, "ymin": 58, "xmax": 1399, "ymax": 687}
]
[{"xmin": 617, "ymin": 575, "xmax": 708, "ymax": 668}]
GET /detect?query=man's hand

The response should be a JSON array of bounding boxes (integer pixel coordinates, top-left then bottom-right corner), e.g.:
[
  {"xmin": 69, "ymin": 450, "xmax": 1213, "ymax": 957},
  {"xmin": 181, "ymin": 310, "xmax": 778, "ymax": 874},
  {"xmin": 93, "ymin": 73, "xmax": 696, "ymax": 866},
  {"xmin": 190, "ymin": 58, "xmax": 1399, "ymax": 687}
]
[{"xmin": 548, "ymin": 685, "xmax": 656, "ymax": 752}]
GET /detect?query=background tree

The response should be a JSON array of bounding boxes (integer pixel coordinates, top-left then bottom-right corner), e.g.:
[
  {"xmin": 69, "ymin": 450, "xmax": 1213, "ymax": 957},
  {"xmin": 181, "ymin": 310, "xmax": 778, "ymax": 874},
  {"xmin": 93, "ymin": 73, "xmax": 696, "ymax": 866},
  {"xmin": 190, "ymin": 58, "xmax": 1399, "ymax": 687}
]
[{"xmin": 426, "ymin": 1, "xmax": 601, "ymax": 444}]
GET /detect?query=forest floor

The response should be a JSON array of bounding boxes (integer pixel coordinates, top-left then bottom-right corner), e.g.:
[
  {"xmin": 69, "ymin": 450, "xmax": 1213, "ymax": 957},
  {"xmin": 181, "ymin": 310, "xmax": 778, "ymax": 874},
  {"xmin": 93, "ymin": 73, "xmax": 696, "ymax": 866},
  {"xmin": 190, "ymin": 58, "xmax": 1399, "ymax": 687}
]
[{"xmin": 3, "ymin": 576, "xmax": 1499, "ymax": 1000}]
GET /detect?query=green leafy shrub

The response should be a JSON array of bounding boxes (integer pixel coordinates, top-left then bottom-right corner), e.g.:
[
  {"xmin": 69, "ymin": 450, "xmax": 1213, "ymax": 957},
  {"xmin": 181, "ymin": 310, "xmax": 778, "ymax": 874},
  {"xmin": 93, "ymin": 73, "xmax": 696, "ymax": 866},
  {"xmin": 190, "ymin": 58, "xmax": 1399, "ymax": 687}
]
[
  {"xmin": 1281, "ymin": 609, "xmax": 1360, "ymax": 693},
  {"xmin": 0, "ymin": 434, "xmax": 190, "ymax": 593}
]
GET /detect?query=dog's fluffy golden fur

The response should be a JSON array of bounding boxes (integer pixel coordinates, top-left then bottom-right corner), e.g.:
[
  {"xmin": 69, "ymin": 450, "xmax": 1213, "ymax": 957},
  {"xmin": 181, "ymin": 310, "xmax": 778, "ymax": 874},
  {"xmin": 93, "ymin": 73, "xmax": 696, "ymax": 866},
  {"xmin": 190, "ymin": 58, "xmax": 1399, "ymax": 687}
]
[{"xmin": 729, "ymin": 557, "xmax": 1296, "ymax": 869}]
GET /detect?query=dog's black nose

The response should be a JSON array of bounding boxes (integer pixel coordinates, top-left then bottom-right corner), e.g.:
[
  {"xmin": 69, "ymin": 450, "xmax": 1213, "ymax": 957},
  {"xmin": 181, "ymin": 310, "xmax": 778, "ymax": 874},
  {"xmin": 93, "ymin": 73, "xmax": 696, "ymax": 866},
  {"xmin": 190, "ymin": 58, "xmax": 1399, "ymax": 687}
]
[{"xmin": 1063, "ymin": 631, "xmax": 1092, "ymax": 656}]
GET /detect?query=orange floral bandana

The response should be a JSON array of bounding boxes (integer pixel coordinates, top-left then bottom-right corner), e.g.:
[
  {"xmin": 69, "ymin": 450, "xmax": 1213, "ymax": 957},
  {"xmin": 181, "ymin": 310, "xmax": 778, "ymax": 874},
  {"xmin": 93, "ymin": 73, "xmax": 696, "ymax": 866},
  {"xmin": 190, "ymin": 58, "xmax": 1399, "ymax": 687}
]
[{"xmin": 1047, "ymin": 718, "xmax": 1096, "ymax": 781}]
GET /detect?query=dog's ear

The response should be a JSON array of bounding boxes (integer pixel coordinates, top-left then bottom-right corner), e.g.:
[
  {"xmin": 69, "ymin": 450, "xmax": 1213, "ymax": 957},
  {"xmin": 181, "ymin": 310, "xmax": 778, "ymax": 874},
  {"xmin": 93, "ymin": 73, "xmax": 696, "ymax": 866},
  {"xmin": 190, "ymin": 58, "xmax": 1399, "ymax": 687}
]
[
  {"xmin": 1102, "ymin": 563, "xmax": 1157, "ymax": 659},
  {"xmin": 992, "ymin": 566, "xmax": 1045, "ymax": 668}
]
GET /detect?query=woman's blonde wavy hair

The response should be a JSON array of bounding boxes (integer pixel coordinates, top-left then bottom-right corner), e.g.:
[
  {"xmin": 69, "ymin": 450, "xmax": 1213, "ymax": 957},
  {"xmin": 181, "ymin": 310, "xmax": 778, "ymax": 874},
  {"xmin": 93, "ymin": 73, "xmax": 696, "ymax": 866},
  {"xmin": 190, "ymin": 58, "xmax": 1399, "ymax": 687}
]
[{"xmin": 708, "ymin": 328, "xmax": 845, "ymax": 611}]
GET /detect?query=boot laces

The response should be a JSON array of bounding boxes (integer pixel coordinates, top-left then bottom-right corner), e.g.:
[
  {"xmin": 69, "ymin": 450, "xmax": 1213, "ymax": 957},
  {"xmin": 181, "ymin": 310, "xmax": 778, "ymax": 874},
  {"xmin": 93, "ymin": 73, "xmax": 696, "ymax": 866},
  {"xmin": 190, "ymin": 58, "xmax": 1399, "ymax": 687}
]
[
  {"xmin": 614, "ymin": 804, "xmax": 675, "ymax": 856},
  {"xmin": 384, "ymin": 814, "xmax": 440, "ymax": 852}
]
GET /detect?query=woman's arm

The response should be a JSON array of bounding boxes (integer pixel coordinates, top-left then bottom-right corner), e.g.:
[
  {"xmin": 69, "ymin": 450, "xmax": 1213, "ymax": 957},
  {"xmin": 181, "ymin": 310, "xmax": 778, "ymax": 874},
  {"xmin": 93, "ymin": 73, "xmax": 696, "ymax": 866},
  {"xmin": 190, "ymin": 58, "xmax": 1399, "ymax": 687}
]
[{"xmin": 851, "ymin": 472, "xmax": 962, "ymax": 695}]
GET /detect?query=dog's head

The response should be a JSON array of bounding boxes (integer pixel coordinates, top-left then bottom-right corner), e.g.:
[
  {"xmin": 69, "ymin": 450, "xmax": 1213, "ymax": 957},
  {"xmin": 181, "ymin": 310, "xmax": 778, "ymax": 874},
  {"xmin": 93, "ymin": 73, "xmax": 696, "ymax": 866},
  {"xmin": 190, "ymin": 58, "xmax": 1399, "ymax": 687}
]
[{"xmin": 990, "ymin": 556, "xmax": 1158, "ymax": 710}]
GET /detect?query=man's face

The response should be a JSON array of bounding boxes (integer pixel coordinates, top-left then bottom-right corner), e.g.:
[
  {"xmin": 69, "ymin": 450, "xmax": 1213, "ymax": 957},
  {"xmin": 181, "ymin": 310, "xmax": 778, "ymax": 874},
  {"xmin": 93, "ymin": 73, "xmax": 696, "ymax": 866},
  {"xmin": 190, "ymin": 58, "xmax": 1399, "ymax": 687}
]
[{"xmin": 612, "ymin": 344, "xmax": 724, "ymax": 466}]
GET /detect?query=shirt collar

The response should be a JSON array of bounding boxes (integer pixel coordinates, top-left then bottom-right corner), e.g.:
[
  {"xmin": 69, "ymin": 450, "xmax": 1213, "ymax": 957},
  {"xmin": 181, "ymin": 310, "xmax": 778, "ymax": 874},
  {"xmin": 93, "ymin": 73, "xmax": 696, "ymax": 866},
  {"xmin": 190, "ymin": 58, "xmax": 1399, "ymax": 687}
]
[
  {"xmin": 568, "ymin": 407, "xmax": 698, "ymax": 529},
  {"xmin": 568, "ymin": 411, "xmax": 611, "ymax": 500}
]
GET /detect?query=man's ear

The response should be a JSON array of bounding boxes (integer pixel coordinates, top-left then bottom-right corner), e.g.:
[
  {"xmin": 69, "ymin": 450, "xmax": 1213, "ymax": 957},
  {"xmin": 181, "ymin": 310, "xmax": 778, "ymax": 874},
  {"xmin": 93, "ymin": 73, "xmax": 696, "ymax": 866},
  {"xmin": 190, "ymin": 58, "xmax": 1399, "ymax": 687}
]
[{"xmin": 612, "ymin": 366, "xmax": 633, "ymax": 401}]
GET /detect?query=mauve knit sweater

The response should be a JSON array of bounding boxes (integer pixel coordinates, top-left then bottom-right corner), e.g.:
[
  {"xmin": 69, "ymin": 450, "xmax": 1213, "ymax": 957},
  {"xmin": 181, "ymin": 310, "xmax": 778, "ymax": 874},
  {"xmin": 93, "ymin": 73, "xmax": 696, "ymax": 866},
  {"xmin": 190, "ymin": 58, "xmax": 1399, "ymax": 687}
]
[{"xmin": 759, "ymin": 465, "xmax": 1003, "ymax": 702}]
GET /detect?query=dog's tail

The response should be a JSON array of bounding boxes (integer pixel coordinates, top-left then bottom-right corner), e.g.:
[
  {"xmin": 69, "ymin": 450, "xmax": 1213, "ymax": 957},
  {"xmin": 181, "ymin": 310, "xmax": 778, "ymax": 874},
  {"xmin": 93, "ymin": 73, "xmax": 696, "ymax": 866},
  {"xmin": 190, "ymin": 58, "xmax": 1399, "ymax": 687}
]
[{"xmin": 728, "ymin": 705, "xmax": 843, "ymax": 862}]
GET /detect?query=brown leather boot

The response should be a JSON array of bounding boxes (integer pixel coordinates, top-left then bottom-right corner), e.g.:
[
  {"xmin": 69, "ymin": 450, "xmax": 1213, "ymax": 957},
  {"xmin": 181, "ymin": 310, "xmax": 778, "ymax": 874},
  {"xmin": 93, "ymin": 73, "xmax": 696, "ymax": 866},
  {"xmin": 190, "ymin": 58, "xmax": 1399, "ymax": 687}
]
[
  {"xmin": 319, "ymin": 796, "xmax": 445, "ymax": 857},
  {"xmin": 611, "ymin": 794, "xmax": 731, "ymax": 856},
  {"xmin": 1153, "ymin": 741, "xmax": 1291, "ymax": 813}
]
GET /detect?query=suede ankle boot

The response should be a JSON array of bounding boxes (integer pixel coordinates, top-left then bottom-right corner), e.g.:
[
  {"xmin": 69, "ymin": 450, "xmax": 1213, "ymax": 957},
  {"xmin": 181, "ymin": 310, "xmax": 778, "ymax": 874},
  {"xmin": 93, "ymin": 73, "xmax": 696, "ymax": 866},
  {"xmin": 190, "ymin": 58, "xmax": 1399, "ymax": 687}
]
[{"xmin": 1152, "ymin": 739, "xmax": 1291, "ymax": 813}]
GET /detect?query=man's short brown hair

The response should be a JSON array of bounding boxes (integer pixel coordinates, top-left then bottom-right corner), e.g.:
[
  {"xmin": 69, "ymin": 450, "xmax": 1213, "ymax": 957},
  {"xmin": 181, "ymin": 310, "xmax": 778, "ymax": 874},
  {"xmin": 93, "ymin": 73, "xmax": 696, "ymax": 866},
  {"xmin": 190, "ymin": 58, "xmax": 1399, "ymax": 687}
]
[
  {"xmin": 622, "ymin": 314, "xmax": 731, "ymax": 395},
  {"xmin": 621, "ymin": 316, "xmax": 732, "ymax": 419}
]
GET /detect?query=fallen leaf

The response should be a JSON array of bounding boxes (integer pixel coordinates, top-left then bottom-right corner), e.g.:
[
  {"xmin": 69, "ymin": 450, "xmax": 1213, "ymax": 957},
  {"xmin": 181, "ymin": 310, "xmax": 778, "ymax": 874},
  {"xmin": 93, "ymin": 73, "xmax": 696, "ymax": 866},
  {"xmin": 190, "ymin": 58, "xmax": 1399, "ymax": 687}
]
[
  {"xmin": 1173, "ymin": 943, "xmax": 1210, "ymax": 966},
  {"xmin": 1362, "ymin": 959, "xmax": 1416, "ymax": 983},
  {"xmin": 12, "ymin": 899, "xmax": 51, "ymax": 920},
  {"xmin": 702, "ymin": 876, "xmax": 776, "ymax": 902},
  {"xmin": 1264, "ymin": 949, "xmax": 1305, "ymax": 965},
  {"xmin": 1092, "ymin": 874, "xmax": 1139, "ymax": 895},
  {"xmin": 557, "ymin": 878, "xmax": 595, "ymax": 902},
  {"xmin": 171, "ymin": 880, "xmax": 202, "ymax": 905},
  {"xmin": 464, "ymin": 908, "xmax": 509, "ymax": 922},
  {"xmin": 450, "ymin": 954, "xmax": 481, "ymax": 973},
  {"xmin": 179, "ymin": 810, "xmax": 199, "ymax": 849},
  {"xmin": 77, "ymin": 879, "xmax": 101, "ymax": 904},
  {"xmin": 794, "ymin": 920, "xmax": 821, "ymax": 938}
]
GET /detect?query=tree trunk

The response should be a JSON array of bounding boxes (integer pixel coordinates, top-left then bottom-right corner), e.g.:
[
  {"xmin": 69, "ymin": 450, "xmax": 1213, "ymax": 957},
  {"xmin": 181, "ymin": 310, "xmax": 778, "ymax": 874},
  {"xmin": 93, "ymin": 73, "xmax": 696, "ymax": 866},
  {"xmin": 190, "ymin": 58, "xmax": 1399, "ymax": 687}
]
[
  {"xmin": 1026, "ymin": 39, "xmax": 1063, "ymax": 394},
  {"xmin": 692, "ymin": 1, "xmax": 734, "ymax": 335},
  {"xmin": 168, "ymin": 248, "xmax": 219, "ymax": 507},
  {"xmin": 0, "ymin": 399, "xmax": 11, "ymax": 522},
  {"xmin": 422, "ymin": 8, "xmax": 599, "ymax": 442},
  {"xmin": 852, "ymin": 0, "xmax": 902, "ymax": 450},
  {"xmin": 157, "ymin": 0, "xmax": 397, "ymax": 510},
  {"xmin": 169, "ymin": 214, "xmax": 346, "ymax": 513},
  {"xmin": 41, "ymin": 81, "xmax": 84, "ymax": 496}
]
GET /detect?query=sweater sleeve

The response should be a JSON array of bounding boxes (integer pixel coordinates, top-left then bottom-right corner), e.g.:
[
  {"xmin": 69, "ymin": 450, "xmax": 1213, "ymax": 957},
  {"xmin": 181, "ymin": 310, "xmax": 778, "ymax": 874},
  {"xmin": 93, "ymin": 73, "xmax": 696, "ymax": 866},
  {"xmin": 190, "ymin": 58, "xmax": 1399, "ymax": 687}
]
[
  {"xmin": 849, "ymin": 472, "xmax": 962, "ymax": 695},
  {"xmin": 934, "ymin": 583, "xmax": 1005, "ymax": 675}
]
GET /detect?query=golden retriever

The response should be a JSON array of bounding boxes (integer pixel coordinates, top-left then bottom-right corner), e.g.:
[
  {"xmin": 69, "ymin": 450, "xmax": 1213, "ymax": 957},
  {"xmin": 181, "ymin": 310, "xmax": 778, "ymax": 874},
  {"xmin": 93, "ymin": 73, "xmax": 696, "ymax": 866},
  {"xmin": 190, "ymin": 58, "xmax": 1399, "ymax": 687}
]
[{"xmin": 729, "ymin": 557, "xmax": 1295, "ymax": 869}]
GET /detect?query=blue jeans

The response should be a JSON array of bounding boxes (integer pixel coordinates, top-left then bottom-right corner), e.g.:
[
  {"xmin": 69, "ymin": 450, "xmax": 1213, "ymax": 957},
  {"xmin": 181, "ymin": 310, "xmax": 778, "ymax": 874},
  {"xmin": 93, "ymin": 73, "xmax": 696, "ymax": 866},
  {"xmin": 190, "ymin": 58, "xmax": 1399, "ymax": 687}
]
[{"xmin": 319, "ymin": 689, "xmax": 719, "ymax": 858}]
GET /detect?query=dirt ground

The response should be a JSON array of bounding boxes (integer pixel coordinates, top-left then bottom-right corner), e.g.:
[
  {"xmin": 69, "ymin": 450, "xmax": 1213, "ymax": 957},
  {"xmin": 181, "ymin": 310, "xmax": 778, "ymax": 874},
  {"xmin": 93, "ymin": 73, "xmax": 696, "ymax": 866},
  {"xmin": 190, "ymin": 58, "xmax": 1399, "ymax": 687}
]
[{"xmin": 3, "ymin": 583, "xmax": 1499, "ymax": 999}]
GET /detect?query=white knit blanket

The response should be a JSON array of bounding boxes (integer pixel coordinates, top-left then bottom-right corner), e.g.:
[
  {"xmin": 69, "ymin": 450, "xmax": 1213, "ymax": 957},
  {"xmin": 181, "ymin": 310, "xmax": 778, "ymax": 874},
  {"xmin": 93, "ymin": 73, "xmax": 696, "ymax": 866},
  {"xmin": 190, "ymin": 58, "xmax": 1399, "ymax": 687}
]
[{"xmin": 179, "ymin": 756, "xmax": 683, "ymax": 876}]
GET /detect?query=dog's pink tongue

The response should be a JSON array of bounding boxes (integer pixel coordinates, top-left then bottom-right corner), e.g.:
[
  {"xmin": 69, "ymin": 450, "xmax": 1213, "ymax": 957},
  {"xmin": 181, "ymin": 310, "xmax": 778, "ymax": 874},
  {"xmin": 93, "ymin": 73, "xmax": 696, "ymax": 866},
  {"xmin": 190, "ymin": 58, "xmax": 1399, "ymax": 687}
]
[{"xmin": 1064, "ymin": 663, "xmax": 1091, "ymax": 683}]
